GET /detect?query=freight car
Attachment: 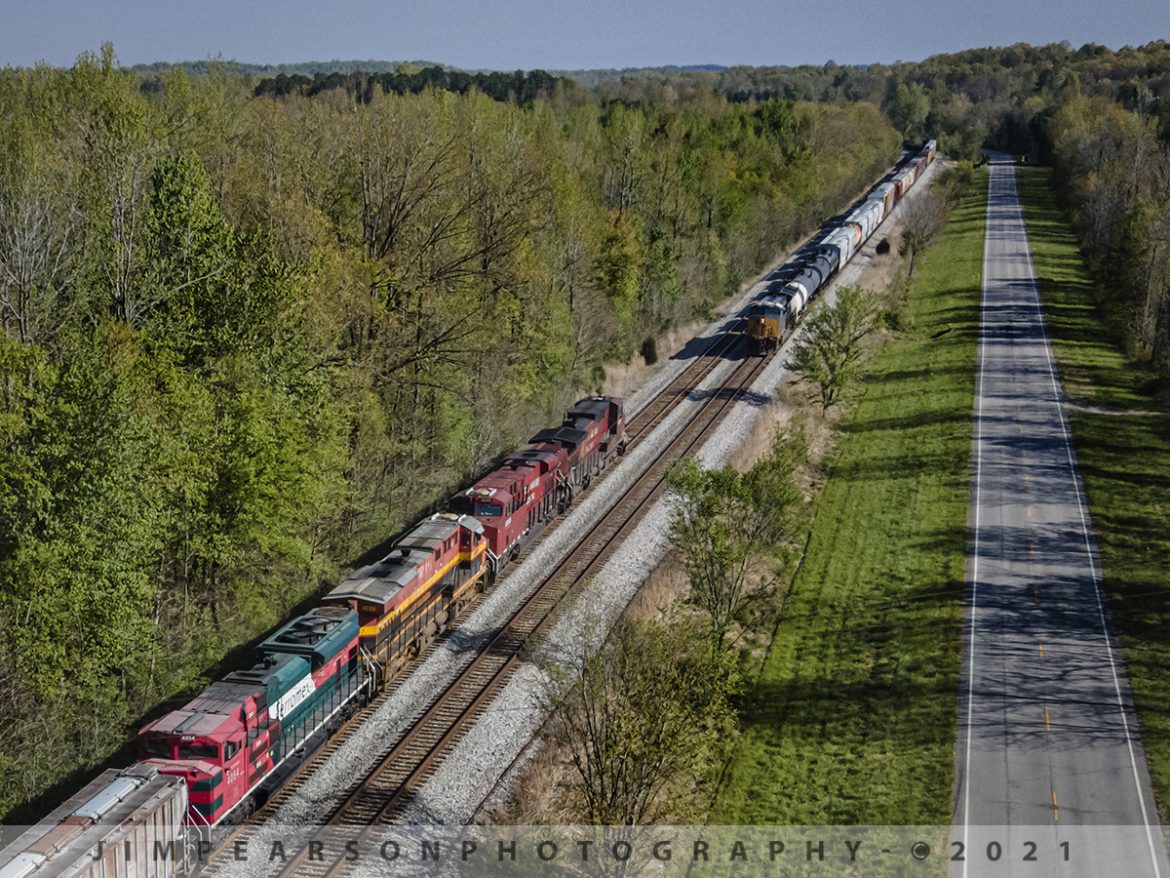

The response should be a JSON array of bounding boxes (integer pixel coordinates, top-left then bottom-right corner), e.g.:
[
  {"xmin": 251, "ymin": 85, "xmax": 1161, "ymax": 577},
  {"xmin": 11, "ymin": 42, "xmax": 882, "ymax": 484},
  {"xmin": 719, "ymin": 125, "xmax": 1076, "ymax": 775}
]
[
  {"xmin": 0, "ymin": 766, "xmax": 189, "ymax": 878},
  {"xmin": 746, "ymin": 140, "xmax": 937, "ymax": 353},
  {"xmin": 138, "ymin": 605, "xmax": 369, "ymax": 828}
]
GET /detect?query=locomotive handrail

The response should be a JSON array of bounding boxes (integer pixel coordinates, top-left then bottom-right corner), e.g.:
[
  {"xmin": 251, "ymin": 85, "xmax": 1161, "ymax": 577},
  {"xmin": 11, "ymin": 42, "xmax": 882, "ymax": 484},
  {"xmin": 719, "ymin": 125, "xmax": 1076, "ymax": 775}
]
[
  {"xmin": 187, "ymin": 800, "xmax": 212, "ymax": 855},
  {"xmin": 359, "ymin": 646, "xmax": 382, "ymax": 693}
]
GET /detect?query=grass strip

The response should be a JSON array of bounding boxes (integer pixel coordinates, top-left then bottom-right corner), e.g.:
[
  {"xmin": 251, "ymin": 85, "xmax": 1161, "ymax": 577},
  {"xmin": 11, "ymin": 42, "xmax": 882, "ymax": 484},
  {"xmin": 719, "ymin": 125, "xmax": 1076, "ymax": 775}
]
[
  {"xmin": 711, "ymin": 168, "xmax": 987, "ymax": 824},
  {"xmin": 1016, "ymin": 165, "xmax": 1170, "ymax": 821}
]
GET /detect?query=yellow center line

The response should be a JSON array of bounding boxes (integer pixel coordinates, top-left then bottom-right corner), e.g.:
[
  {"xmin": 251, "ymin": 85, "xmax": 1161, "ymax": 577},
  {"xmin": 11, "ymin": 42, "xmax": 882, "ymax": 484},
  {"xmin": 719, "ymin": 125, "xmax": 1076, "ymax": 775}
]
[
  {"xmin": 1027, "ymin": 504, "xmax": 1033, "ymax": 521},
  {"xmin": 1039, "ymin": 641, "xmax": 1045, "ymax": 657},
  {"xmin": 1045, "ymin": 704, "xmax": 1051, "ymax": 732},
  {"xmin": 1052, "ymin": 788, "xmax": 1060, "ymax": 822}
]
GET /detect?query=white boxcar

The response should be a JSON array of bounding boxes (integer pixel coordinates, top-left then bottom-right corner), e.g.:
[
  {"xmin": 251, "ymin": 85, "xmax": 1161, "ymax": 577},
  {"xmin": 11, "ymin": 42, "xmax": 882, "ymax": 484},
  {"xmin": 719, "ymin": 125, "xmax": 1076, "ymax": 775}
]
[
  {"xmin": 869, "ymin": 182, "xmax": 896, "ymax": 216},
  {"xmin": 822, "ymin": 229, "xmax": 856, "ymax": 265},
  {"xmin": 847, "ymin": 200, "xmax": 883, "ymax": 241}
]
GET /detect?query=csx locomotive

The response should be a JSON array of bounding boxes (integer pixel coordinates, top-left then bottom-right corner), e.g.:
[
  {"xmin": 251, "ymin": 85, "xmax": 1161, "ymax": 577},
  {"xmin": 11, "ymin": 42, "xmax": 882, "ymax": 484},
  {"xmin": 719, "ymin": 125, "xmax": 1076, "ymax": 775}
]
[{"xmin": 746, "ymin": 140, "xmax": 936, "ymax": 352}]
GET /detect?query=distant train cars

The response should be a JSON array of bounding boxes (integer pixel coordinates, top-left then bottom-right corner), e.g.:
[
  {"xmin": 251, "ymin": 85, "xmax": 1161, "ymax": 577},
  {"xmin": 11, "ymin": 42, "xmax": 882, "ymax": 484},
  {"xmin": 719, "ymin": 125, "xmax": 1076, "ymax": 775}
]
[
  {"xmin": 746, "ymin": 139, "xmax": 937, "ymax": 353},
  {"xmin": 0, "ymin": 766, "xmax": 189, "ymax": 878}
]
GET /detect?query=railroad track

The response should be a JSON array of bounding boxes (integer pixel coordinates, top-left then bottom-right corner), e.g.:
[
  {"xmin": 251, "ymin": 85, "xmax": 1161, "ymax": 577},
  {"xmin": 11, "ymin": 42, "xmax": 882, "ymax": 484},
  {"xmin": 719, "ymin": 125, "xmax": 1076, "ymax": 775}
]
[
  {"xmin": 469, "ymin": 317, "xmax": 743, "ymax": 572},
  {"xmin": 262, "ymin": 343, "xmax": 771, "ymax": 878},
  {"xmin": 196, "ymin": 326, "xmax": 751, "ymax": 878},
  {"xmin": 623, "ymin": 315, "xmax": 743, "ymax": 442}
]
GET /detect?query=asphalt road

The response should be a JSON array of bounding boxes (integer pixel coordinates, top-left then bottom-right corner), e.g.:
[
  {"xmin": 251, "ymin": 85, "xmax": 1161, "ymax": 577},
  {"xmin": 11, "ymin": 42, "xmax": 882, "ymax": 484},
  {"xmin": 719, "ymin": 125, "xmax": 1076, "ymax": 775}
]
[{"xmin": 952, "ymin": 157, "xmax": 1169, "ymax": 877}]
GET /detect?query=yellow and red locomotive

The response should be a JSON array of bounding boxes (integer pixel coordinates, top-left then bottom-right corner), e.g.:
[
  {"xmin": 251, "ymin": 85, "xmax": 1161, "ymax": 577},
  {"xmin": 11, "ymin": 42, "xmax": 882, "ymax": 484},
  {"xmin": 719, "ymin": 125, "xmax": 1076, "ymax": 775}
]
[{"xmin": 324, "ymin": 513, "xmax": 487, "ymax": 680}]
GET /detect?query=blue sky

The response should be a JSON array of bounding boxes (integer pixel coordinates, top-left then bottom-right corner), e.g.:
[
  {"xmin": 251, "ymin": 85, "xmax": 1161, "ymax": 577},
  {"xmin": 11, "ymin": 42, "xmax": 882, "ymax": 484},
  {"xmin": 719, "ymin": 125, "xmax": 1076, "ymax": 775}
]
[{"xmin": 2, "ymin": 0, "xmax": 1167, "ymax": 70}]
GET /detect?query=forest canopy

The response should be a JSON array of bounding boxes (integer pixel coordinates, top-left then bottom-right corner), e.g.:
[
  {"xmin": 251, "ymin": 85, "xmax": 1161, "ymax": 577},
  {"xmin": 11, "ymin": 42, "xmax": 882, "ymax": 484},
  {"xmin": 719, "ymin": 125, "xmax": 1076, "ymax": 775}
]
[
  {"xmin": 0, "ymin": 45, "xmax": 899, "ymax": 819},
  {"xmin": 3, "ymin": 37, "xmax": 1168, "ymax": 821}
]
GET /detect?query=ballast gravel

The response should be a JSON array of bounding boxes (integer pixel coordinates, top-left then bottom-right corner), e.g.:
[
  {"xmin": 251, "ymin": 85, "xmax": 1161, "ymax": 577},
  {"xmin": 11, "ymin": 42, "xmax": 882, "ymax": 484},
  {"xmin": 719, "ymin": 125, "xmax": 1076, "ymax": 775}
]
[
  {"xmin": 211, "ymin": 160, "xmax": 941, "ymax": 877},
  {"xmin": 415, "ymin": 160, "xmax": 942, "ymax": 825}
]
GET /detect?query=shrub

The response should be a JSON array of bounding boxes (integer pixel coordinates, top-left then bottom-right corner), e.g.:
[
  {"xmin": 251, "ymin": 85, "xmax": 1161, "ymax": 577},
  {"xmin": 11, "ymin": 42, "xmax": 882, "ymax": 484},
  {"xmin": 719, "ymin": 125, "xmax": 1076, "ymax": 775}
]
[{"xmin": 640, "ymin": 335, "xmax": 659, "ymax": 365}]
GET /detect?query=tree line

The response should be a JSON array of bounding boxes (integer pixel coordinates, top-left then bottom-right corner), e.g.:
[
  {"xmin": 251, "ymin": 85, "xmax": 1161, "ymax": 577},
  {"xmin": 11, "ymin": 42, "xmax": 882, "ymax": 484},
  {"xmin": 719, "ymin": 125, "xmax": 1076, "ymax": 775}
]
[
  {"xmin": 252, "ymin": 66, "xmax": 569, "ymax": 105},
  {"xmin": 592, "ymin": 41, "xmax": 1170, "ymax": 370},
  {"xmin": 1045, "ymin": 96, "xmax": 1170, "ymax": 368},
  {"xmin": 0, "ymin": 45, "xmax": 899, "ymax": 819},
  {"xmin": 591, "ymin": 41, "xmax": 1170, "ymax": 161}
]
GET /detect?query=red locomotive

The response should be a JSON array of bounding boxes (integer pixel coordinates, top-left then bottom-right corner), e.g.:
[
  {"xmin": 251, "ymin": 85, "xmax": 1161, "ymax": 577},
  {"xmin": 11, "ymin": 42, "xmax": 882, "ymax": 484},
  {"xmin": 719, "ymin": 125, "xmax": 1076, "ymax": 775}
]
[
  {"xmin": 1, "ymin": 392, "xmax": 628, "ymax": 855},
  {"xmin": 138, "ymin": 606, "xmax": 367, "ymax": 827},
  {"xmin": 450, "ymin": 396, "xmax": 627, "ymax": 567}
]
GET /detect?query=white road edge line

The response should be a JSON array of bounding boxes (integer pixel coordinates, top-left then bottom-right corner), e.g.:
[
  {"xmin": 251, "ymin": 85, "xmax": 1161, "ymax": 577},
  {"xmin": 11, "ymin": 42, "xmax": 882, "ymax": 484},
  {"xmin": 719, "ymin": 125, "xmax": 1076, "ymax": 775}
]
[
  {"xmin": 961, "ymin": 158, "xmax": 994, "ymax": 878},
  {"xmin": 1008, "ymin": 166, "xmax": 1164, "ymax": 878}
]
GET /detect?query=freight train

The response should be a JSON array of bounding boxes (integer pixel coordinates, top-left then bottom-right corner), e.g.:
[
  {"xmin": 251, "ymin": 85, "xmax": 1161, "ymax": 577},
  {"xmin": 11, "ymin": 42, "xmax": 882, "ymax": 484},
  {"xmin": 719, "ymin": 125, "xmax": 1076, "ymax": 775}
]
[
  {"xmin": 0, "ymin": 397, "xmax": 626, "ymax": 878},
  {"xmin": 1, "ymin": 141, "xmax": 938, "ymax": 877},
  {"xmin": 745, "ymin": 139, "xmax": 937, "ymax": 352}
]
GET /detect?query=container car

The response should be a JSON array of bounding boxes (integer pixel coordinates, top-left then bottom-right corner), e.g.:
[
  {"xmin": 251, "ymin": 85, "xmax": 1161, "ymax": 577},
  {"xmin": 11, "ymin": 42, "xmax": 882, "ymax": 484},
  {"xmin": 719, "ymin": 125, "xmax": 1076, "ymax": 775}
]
[
  {"xmin": 0, "ymin": 766, "xmax": 189, "ymax": 878},
  {"xmin": 821, "ymin": 228, "xmax": 856, "ymax": 267},
  {"xmin": 869, "ymin": 182, "xmax": 896, "ymax": 216}
]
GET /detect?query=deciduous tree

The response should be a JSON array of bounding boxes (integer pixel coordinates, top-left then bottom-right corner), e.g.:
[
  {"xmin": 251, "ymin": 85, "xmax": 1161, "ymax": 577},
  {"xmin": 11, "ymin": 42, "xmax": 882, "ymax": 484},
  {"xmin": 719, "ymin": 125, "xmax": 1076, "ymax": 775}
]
[{"xmin": 786, "ymin": 285, "xmax": 880, "ymax": 414}]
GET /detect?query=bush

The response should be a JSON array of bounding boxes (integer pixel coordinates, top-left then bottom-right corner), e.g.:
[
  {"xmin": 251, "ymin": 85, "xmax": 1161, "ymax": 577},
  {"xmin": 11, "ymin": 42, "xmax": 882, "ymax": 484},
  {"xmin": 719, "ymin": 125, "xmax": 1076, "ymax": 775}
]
[
  {"xmin": 591, "ymin": 364, "xmax": 607, "ymax": 394},
  {"xmin": 938, "ymin": 161, "xmax": 974, "ymax": 204},
  {"xmin": 640, "ymin": 335, "xmax": 659, "ymax": 365}
]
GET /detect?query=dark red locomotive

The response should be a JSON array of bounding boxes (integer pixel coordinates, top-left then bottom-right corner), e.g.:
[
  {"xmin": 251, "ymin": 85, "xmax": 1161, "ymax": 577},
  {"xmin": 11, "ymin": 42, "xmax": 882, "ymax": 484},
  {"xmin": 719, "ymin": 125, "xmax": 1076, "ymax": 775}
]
[{"xmin": 450, "ymin": 396, "xmax": 627, "ymax": 568}]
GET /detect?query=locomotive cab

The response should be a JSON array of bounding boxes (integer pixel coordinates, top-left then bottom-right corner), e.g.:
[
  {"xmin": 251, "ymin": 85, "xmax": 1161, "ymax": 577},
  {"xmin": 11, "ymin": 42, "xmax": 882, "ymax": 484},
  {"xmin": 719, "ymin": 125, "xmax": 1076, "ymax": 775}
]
[
  {"xmin": 746, "ymin": 297, "xmax": 789, "ymax": 353},
  {"xmin": 463, "ymin": 486, "xmax": 510, "ymax": 526},
  {"xmin": 140, "ymin": 710, "xmax": 250, "ymax": 825}
]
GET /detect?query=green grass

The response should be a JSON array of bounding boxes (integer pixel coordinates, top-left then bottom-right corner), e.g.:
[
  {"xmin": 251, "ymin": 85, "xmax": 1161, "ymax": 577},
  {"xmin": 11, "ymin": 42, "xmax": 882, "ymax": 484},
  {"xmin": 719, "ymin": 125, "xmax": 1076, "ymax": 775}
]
[
  {"xmin": 711, "ymin": 170, "xmax": 987, "ymax": 825},
  {"xmin": 1016, "ymin": 166, "xmax": 1170, "ymax": 822}
]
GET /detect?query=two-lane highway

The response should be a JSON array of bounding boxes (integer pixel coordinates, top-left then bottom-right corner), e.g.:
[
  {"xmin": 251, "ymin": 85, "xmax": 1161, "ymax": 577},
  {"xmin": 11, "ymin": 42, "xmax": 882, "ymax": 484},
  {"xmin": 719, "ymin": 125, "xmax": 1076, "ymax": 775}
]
[{"xmin": 953, "ymin": 156, "xmax": 1170, "ymax": 876}]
